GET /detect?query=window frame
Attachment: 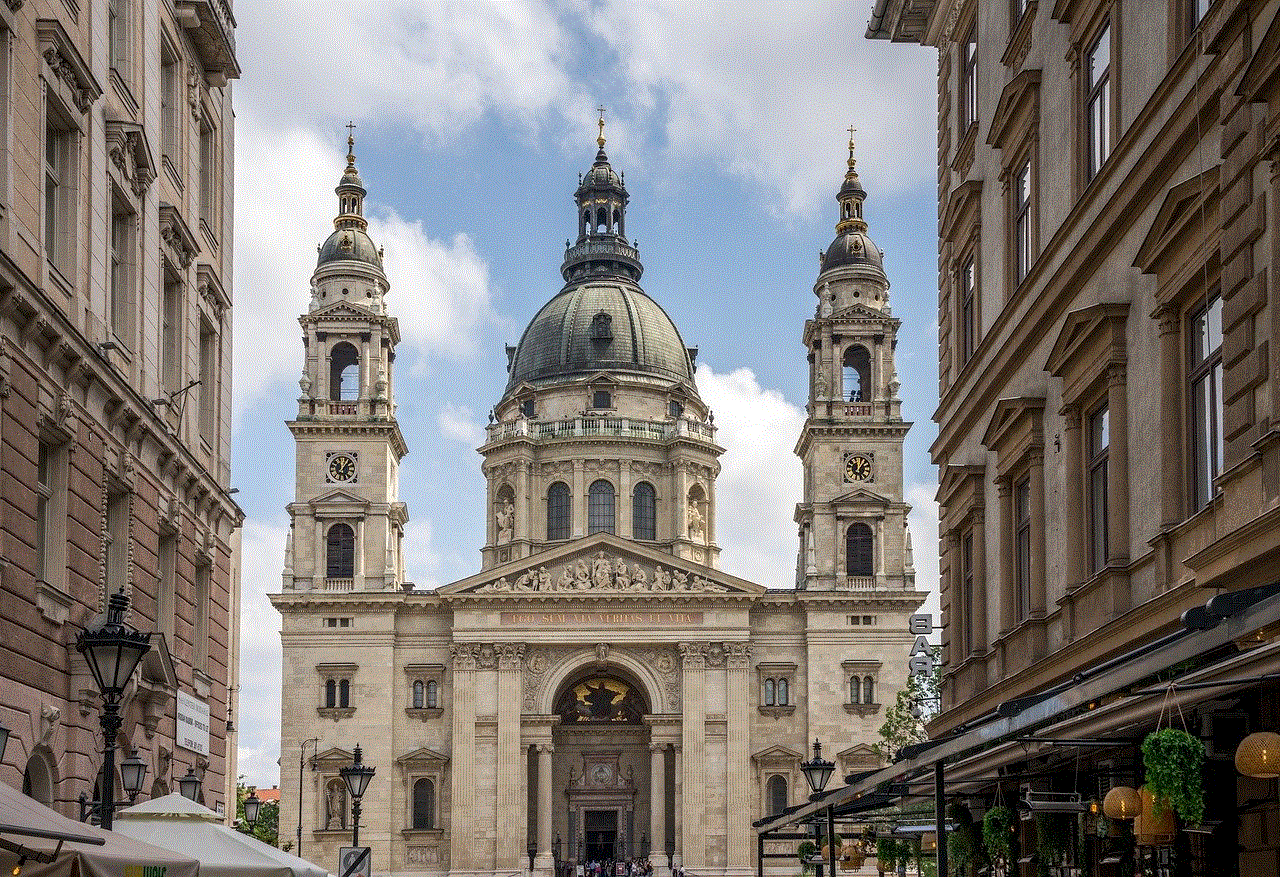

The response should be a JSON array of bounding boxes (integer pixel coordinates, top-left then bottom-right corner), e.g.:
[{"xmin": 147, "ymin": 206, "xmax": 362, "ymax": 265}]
[
  {"xmin": 1087, "ymin": 402, "xmax": 1110, "ymax": 573},
  {"xmin": 1014, "ymin": 475, "xmax": 1032, "ymax": 622},
  {"xmin": 1187, "ymin": 290, "xmax": 1223, "ymax": 513},
  {"xmin": 325, "ymin": 522, "xmax": 356, "ymax": 580},
  {"xmin": 959, "ymin": 22, "xmax": 978, "ymax": 134},
  {"xmin": 756, "ymin": 663, "xmax": 797, "ymax": 716},
  {"xmin": 959, "ymin": 253, "xmax": 977, "ymax": 365},
  {"xmin": 587, "ymin": 479, "xmax": 616, "ymax": 535},
  {"xmin": 546, "ymin": 481, "xmax": 570, "ymax": 541},
  {"xmin": 842, "ymin": 660, "xmax": 883, "ymax": 715},
  {"xmin": 1012, "ymin": 154, "xmax": 1034, "ymax": 286},
  {"xmin": 44, "ymin": 106, "xmax": 77, "ymax": 279},
  {"xmin": 845, "ymin": 521, "xmax": 874, "ymax": 578},
  {"xmin": 405, "ymin": 663, "xmax": 445, "ymax": 719},
  {"xmin": 317, "ymin": 664, "xmax": 357, "ymax": 718},
  {"xmin": 632, "ymin": 481, "xmax": 656, "ymax": 541},
  {"xmin": 1083, "ymin": 18, "xmax": 1113, "ymax": 184}
]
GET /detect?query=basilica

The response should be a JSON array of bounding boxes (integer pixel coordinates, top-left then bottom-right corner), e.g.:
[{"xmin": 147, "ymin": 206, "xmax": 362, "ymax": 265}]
[{"xmin": 270, "ymin": 125, "xmax": 926, "ymax": 877}]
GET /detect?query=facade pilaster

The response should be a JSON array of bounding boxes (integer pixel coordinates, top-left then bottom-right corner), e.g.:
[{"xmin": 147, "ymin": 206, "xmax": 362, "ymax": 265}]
[
  {"xmin": 1060, "ymin": 404, "xmax": 1083, "ymax": 594},
  {"xmin": 496, "ymin": 644, "xmax": 526, "ymax": 870},
  {"xmin": 678, "ymin": 642, "xmax": 706, "ymax": 869},
  {"xmin": 725, "ymin": 643, "xmax": 752, "ymax": 867},
  {"xmin": 1156, "ymin": 307, "xmax": 1183, "ymax": 528},
  {"xmin": 537, "ymin": 744, "xmax": 554, "ymax": 871},
  {"xmin": 672, "ymin": 744, "xmax": 683, "ymax": 869},
  {"xmin": 449, "ymin": 644, "xmax": 478, "ymax": 870},
  {"xmin": 649, "ymin": 744, "xmax": 667, "ymax": 877}
]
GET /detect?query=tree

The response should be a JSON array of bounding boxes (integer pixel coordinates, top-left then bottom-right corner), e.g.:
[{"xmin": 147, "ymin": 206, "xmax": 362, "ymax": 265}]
[
  {"xmin": 236, "ymin": 778, "xmax": 280, "ymax": 848},
  {"xmin": 875, "ymin": 660, "xmax": 940, "ymax": 762}
]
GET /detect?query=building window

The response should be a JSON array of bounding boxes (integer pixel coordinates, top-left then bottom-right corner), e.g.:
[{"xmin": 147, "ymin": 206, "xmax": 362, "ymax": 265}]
[
  {"xmin": 959, "ymin": 256, "xmax": 976, "ymax": 365},
  {"xmin": 1085, "ymin": 22, "xmax": 1112, "ymax": 182},
  {"xmin": 850, "ymin": 677, "xmax": 861, "ymax": 704},
  {"xmin": 199, "ymin": 115, "xmax": 217, "ymax": 233},
  {"xmin": 588, "ymin": 479, "xmax": 615, "ymax": 535},
  {"xmin": 1013, "ymin": 157, "xmax": 1033, "ymax": 285},
  {"xmin": 842, "ymin": 345, "xmax": 871, "ymax": 402},
  {"xmin": 330, "ymin": 342, "xmax": 360, "ymax": 401},
  {"xmin": 592, "ymin": 389, "xmax": 612, "ymax": 410},
  {"xmin": 547, "ymin": 482, "xmax": 570, "ymax": 540},
  {"xmin": 776, "ymin": 678, "xmax": 788, "ymax": 705},
  {"xmin": 412, "ymin": 778, "xmax": 436, "ymax": 829},
  {"xmin": 44, "ymin": 112, "xmax": 74, "ymax": 273},
  {"xmin": 845, "ymin": 523, "xmax": 873, "ymax": 577},
  {"xmin": 863, "ymin": 676, "xmax": 875, "ymax": 705},
  {"xmin": 520, "ymin": 398, "xmax": 535, "ymax": 418},
  {"xmin": 960, "ymin": 528, "xmax": 974, "ymax": 655},
  {"xmin": 105, "ymin": 491, "xmax": 128, "ymax": 595},
  {"xmin": 763, "ymin": 678, "xmax": 775, "ymax": 706},
  {"xmin": 162, "ymin": 279, "xmax": 182, "ymax": 390},
  {"xmin": 767, "ymin": 775, "xmax": 788, "ymax": 816},
  {"xmin": 1088, "ymin": 404, "xmax": 1109, "ymax": 573},
  {"xmin": 756, "ymin": 663, "xmax": 797, "ymax": 715},
  {"xmin": 326, "ymin": 524, "xmax": 355, "ymax": 579},
  {"xmin": 761, "ymin": 677, "xmax": 790, "ymax": 706},
  {"xmin": 1014, "ymin": 476, "xmax": 1031, "ymax": 620},
  {"xmin": 1188, "ymin": 292, "xmax": 1223, "ymax": 511},
  {"xmin": 35, "ymin": 445, "xmax": 51, "ymax": 582},
  {"xmin": 199, "ymin": 319, "xmax": 218, "ymax": 443},
  {"xmin": 1011, "ymin": 0, "xmax": 1029, "ymax": 26},
  {"xmin": 108, "ymin": 0, "xmax": 131, "ymax": 81},
  {"xmin": 193, "ymin": 560, "xmax": 210, "ymax": 672},
  {"xmin": 110, "ymin": 204, "xmax": 135, "ymax": 347},
  {"xmin": 632, "ymin": 482, "xmax": 656, "ymax": 540},
  {"xmin": 427, "ymin": 679, "xmax": 438, "ymax": 708},
  {"xmin": 668, "ymin": 400, "xmax": 683, "ymax": 419},
  {"xmin": 160, "ymin": 47, "xmax": 180, "ymax": 177},
  {"xmin": 960, "ymin": 24, "xmax": 978, "ymax": 132},
  {"xmin": 158, "ymin": 532, "xmax": 176, "ymax": 641},
  {"xmin": 412, "ymin": 679, "xmax": 424, "ymax": 708},
  {"xmin": 323, "ymin": 678, "xmax": 352, "ymax": 709}
]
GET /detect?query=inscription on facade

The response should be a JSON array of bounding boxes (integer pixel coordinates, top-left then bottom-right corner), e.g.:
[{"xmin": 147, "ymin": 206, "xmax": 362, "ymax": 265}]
[{"xmin": 501, "ymin": 611, "xmax": 704, "ymax": 626}]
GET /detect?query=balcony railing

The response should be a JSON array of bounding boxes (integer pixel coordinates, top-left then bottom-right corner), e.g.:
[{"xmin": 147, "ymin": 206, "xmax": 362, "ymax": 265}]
[
  {"xmin": 485, "ymin": 414, "xmax": 715, "ymax": 444},
  {"xmin": 324, "ymin": 578, "xmax": 353, "ymax": 591},
  {"xmin": 844, "ymin": 576, "xmax": 876, "ymax": 590}
]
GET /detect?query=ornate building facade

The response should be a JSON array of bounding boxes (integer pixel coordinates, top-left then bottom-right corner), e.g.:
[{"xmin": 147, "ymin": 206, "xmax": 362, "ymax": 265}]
[
  {"xmin": 0, "ymin": 0, "xmax": 240, "ymax": 821},
  {"xmin": 272, "ymin": 130, "xmax": 925, "ymax": 877}
]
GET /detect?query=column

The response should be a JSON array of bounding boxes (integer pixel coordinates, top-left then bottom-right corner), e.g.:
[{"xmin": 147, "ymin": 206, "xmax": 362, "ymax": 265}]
[
  {"xmin": 672, "ymin": 745, "xmax": 683, "ymax": 869},
  {"xmin": 1028, "ymin": 450, "xmax": 1047, "ymax": 659},
  {"xmin": 679, "ymin": 643, "xmax": 706, "ymax": 870},
  {"xmin": 677, "ymin": 466, "xmax": 689, "ymax": 538},
  {"xmin": 1106, "ymin": 365, "xmax": 1132, "ymax": 617},
  {"xmin": 537, "ymin": 744, "xmax": 554, "ymax": 870},
  {"xmin": 516, "ymin": 461, "xmax": 530, "ymax": 543},
  {"xmin": 496, "ymin": 644, "xmax": 526, "ymax": 870},
  {"xmin": 572, "ymin": 460, "xmax": 585, "ymax": 538},
  {"xmin": 311, "ymin": 518, "xmax": 324, "ymax": 589},
  {"xmin": 725, "ymin": 644, "xmax": 752, "ymax": 868},
  {"xmin": 1156, "ymin": 308, "xmax": 1183, "ymax": 528},
  {"xmin": 620, "ymin": 462, "xmax": 633, "ymax": 538},
  {"xmin": 649, "ymin": 744, "xmax": 667, "ymax": 877},
  {"xmin": 996, "ymin": 480, "xmax": 1014, "ymax": 676},
  {"xmin": 449, "ymin": 645, "xmax": 478, "ymax": 871},
  {"xmin": 970, "ymin": 507, "xmax": 987, "ymax": 653},
  {"xmin": 1060, "ymin": 405, "xmax": 1083, "ymax": 593}
]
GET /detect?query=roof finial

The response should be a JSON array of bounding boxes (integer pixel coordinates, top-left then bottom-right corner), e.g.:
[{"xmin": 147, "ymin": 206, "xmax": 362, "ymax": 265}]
[
  {"xmin": 846, "ymin": 125, "xmax": 857, "ymax": 170},
  {"xmin": 346, "ymin": 121, "xmax": 357, "ymax": 168},
  {"xmin": 596, "ymin": 105, "xmax": 607, "ymax": 149}
]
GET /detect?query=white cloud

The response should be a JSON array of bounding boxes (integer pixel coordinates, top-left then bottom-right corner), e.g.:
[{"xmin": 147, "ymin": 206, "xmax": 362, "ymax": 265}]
[
  {"xmin": 437, "ymin": 402, "xmax": 486, "ymax": 447},
  {"xmin": 696, "ymin": 363, "xmax": 806, "ymax": 587},
  {"xmin": 906, "ymin": 481, "xmax": 941, "ymax": 621},
  {"xmin": 235, "ymin": 518, "xmax": 289, "ymax": 788},
  {"xmin": 403, "ymin": 517, "xmax": 446, "ymax": 591}
]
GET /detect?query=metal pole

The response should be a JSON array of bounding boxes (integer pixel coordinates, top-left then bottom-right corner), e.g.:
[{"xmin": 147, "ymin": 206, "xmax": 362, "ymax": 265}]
[
  {"xmin": 297, "ymin": 737, "xmax": 318, "ymax": 856},
  {"xmin": 99, "ymin": 699, "xmax": 121, "ymax": 830},
  {"xmin": 351, "ymin": 796, "xmax": 361, "ymax": 848},
  {"xmin": 756, "ymin": 832, "xmax": 763, "ymax": 877},
  {"xmin": 813, "ymin": 821, "xmax": 822, "ymax": 877},
  {"xmin": 934, "ymin": 762, "xmax": 946, "ymax": 877},
  {"xmin": 826, "ymin": 806, "xmax": 836, "ymax": 877}
]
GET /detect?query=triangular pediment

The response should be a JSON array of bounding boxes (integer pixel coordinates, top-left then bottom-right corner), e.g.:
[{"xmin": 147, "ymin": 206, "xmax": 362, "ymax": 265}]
[
  {"xmin": 1133, "ymin": 167, "xmax": 1219, "ymax": 275},
  {"xmin": 830, "ymin": 486, "xmax": 891, "ymax": 505},
  {"xmin": 314, "ymin": 747, "xmax": 354, "ymax": 765},
  {"xmin": 830, "ymin": 302, "xmax": 891, "ymax": 322},
  {"xmin": 440, "ymin": 532, "xmax": 764, "ymax": 598},
  {"xmin": 310, "ymin": 487, "xmax": 368, "ymax": 507},
  {"xmin": 309, "ymin": 301, "xmax": 376, "ymax": 320},
  {"xmin": 396, "ymin": 747, "xmax": 450, "ymax": 767},
  {"xmin": 752, "ymin": 744, "xmax": 804, "ymax": 766}
]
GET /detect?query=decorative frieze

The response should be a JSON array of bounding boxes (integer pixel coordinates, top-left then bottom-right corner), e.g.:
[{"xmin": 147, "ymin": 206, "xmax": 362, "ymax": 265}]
[{"xmin": 473, "ymin": 550, "xmax": 732, "ymax": 594}]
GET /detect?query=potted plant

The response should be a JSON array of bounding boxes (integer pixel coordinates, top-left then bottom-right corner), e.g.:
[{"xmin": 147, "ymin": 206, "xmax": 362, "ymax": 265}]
[
  {"xmin": 876, "ymin": 837, "xmax": 899, "ymax": 875},
  {"xmin": 982, "ymin": 805, "xmax": 1014, "ymax": 869},
  {"xmin": 946, "ymin": 804, "xmax": 986, "ymax": 876},
  {"xmin": 1034, "ymin": 814, "xmax": 1069, "ymax": 877},
  {"xmin": 1141, "ymin": 728, "xmax": 1206, "ymax": 824}
]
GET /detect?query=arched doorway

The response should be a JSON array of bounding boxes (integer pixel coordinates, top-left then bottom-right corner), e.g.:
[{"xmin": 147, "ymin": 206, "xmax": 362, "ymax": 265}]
[{"xmin": 550, "ymin": 668, "xmax": 655, "ymax": 865}]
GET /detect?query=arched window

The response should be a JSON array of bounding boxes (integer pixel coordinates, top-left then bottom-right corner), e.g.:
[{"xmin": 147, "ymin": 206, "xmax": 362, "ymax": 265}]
[
  {"xmin": 846, "ymin": 523, "xmax": 873, "ymax": 577},
  {"xmin": 777, "ymin": 677, "xmax": 789, "ymax": 706},
  {"xmin": 850, "ymin": 677, "xmax": 861, "ymax": 704},
  {"xmin": 22, "ymin": 748, "xmax": 55, "ymax": 806},
  {"xmin": 338, "ymin": 679, "xmax": 350, "ymax": 708},
  {"xmin": 324, "ymin": 778, "xmax": 347, "ymax": 830},
  {"xmin": 330, "ymin": 342, "xmax": 360, "ymax": 401},
  {"xmin": 326, "ymin": 524, "xmax": 355, "ymax": 579},
  {"xmin": 763, "ymin": 678, "xmax": 776, "ymax": 706},
  {"xmin": 325, "ymin": 679, "xmax": 337, "ymax": 708},
  {"xmin": 547, "ymin": 482, "xmax": 570, "ymax": 540},
  {"xmin": 767, "ymin": 775, "xmax": 788, "ymax": 816},
  {"xmin": 588, "ymin": 480, "xmax": 615, "ymax": 535},
  {"xmin": 412, "ymin": 778, "xmax": 436, "ymax": 829},
  {"xmin": 412, "ymin": 680, "xmax": 424, "ymax": 709},
  {"xmin": 426, "ymin": 679, "xmax": 438, "ymax": 709},
  {"xmin": 632, "ymin": 482, "xmax": 656, "ymax": 541},
  {"xmin": 863, "ymin": 676, "xmax": 875, "ymax": 705},
  {"xmin": 596, "ymin": 206, "xmax": 608, "ymax": 233},
  {"xmin": 842, "ymin": 345, "xmax": 871, "ymax": 402}
]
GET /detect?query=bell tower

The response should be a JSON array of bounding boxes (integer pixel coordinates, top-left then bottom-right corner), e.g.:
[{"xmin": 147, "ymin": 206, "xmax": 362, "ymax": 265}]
[
  {"xmin": 283, "ymin": 133, "xmax": 409, "ymax": 592},
  {"xmin": 795, "ymin": 136, "xmax": 914, "ymax": 591}
]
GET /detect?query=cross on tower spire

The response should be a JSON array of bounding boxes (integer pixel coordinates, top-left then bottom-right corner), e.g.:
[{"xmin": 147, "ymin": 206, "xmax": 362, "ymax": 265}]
[
  {"xmin": 346, "ymin": 121, "xmax": 357, "ymax": 166},
  {"xmin": 596, "ymin": 105, "xmax": 607, "ymax": 149}
]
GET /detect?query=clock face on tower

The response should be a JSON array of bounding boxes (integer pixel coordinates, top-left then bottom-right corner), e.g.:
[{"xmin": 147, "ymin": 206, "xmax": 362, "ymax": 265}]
[
  {"xmin": 844, "ymin": 452, "xmax": 873, "ymax": 483},
  {"xmin": 327, "ymin": 452, "xmax": 358, "ymax": 483}
]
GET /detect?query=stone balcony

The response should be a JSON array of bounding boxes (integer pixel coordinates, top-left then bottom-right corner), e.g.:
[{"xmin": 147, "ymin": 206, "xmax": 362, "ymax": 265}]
[
  {"xmin": 484, "ymin": 414, "xmax": 716, "ymax": 446},
  {"xmin": 175, "ymin": 0, "xmax": 240, "ymax": 83}
]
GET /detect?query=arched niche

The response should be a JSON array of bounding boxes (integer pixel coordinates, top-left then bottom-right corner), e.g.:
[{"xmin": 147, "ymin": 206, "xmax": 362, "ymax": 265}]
[{"xmin": 537, "ymin": 648, "xmax": 667, "ymax": 718}]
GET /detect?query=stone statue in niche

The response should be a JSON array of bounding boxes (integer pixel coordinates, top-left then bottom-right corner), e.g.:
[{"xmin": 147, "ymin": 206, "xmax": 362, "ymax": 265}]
[
  {"xmin": 687, "ymin": 500, "xmax": 705, "ymax": 541},
  {"xmin": 496, "ymin": 500, "xmax": 514, "ymax": 544}
]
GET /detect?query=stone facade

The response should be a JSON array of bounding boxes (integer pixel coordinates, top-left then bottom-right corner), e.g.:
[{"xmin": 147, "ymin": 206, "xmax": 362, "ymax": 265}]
[
  {"xmin": 0, "ymin": 0, "xmax": 239, "ymax": 819},
  {"xmin": 273, "ymin": 134, "xmax": 924, "ymax": 877}
]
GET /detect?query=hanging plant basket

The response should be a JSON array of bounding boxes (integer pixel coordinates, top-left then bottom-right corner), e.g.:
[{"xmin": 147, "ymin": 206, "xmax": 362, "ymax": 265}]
[
  {"xmin": 1141, "ymin": 728, "xmax": 1206, "ymax": 824},
  {"xmin": 982, "ymin": 805, "xmax": 1015, "ymax": 866}
]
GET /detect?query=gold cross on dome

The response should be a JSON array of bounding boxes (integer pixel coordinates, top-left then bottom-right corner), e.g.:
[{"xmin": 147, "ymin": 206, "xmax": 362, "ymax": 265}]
[{"xmin": 596, "ymin": 105, "xmax": 607, "ymax": 147}]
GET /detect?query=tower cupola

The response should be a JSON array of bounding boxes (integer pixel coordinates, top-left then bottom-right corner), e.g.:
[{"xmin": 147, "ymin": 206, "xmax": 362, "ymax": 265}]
[
  {"xmin": 317, "ymin": 129, "xmax": 384, "ymax": 273},
  {"xmin": 561, "ymin": 111, "xmax": 643, "ymax": 283},
  {"xmin": 820, "ymin": 132, "xmax": 886, "ymax": 278}
]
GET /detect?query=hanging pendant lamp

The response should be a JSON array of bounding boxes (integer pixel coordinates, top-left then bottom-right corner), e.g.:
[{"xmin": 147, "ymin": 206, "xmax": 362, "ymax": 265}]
[{"xmin": 1236, "ymin": 731, "xmax": 1280, "ymax": 778}]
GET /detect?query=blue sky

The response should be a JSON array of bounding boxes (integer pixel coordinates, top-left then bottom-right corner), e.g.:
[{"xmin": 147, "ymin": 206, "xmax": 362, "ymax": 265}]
[{"xmin": 230, "ymin": 1, "xmax": 939, "ymax": 788}]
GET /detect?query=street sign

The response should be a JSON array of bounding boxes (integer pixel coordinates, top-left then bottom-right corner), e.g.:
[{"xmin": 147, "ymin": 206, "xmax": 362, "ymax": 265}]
[{"xmin": 340, "ymin": 846, "xmax": 371, "ymax": 877}]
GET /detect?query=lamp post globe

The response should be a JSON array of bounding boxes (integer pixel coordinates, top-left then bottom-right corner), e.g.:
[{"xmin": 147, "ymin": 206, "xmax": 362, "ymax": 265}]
[
  {"xmin": 243, "ymin": 792, "xmax": 263, "ymax": 829},
  {"xmin": 74, "ymin": 591, "xmax": 152, "ymax": 829},
  {"xmin": 119, "ymin": 750, "xmax": 148, "ymax": 803},
  {"xmin": 340, "ymin": 744, "xmax": 375, "ymax": 848},
  {"xmin": 800, "ymin": 739, "xmax": 834, "ymax": 799},
  {"xmin": 178, "ymin": 767, "xmax": 203, "ymax": 802}
]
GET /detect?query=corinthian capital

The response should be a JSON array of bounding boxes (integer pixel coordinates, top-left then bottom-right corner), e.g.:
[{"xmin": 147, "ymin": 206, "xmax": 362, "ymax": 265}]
[
  {"xmin": 450, "ymin": 643, "xmax": 480, "ymax": 670},
  {"xmin": 726, "ymin": 642, "xmax": 753, "ymax": 669},
  {"xmin": 678, "ymin": 642, "xmax": 708, "ymax": 668},
  {"xmin": 498, "ymin": 643, "xmax": 527, "ymax": 670}
]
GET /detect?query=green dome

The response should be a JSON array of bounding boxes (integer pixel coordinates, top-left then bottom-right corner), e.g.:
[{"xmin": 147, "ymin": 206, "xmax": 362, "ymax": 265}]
[
  {"xmin": 318, "ymin": 227, "xmax": 383, "ymax": 270},
  {"xmin": 507, "ymin": 281, "xmax": 695, "ymax": 390}
]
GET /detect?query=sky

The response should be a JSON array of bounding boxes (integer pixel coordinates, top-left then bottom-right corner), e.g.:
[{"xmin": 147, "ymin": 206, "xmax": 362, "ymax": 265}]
[{"xmin": 230, "ymin": 0, "xmax": 941, "ymax": 789}]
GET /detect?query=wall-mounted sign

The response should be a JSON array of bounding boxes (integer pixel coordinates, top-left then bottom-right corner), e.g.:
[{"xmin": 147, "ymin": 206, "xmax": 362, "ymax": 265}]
[
  {"xmin": 177, "ymin": 690, "xmax": 210, "ymax": 756},
  {"xmin": 908, "ymin": 613, "xmax": 934, "ymax": 676}
]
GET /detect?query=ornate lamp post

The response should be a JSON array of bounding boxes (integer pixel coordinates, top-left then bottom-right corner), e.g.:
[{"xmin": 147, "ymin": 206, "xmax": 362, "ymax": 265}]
[
  {"xmin": 339, "ymin": 744, "xmax": 375, "ymax": 847},
  {"xmin": 244, "ymin": 791, "xmax": 263, "ymax": 831},
  {"xmin": 178, "ymin": 767, "xmax": 203, "ymax": 802},
  {"xmin": 800, "ymin": 740, "xmax": 835, "ymax": 877},
  {"xmin": 75, "ymin": 591, "xmax": 152, "ymax": 830}
]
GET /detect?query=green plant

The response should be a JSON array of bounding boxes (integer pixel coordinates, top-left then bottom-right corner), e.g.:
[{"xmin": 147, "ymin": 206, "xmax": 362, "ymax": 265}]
[
  {"xmin": 945, "ymin": 804, "xmax": 986, "ymax": 876},
  {"xmin": 1034, "ymin": 814, "xmax": 1069, "ymax": 877},
  {"xmin": 876, "ymin": 837, "xmax": 899, "ymax": 871},
  {"xmin": 1141, "ymin": 728, "xmax": 1206, "ymax": 823},
  {"xmin": 797, "ymin": 840, "xmax": 817, "ymax": 863},
  {"xmin": 982, "ymin": 805, "xmax": 1014, "ymax": 865}
]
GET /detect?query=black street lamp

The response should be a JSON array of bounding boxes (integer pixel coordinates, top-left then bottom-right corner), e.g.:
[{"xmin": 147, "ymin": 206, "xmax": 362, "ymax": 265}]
[
  {"xmin": 75, "ymin": 591, "xmax": 152, "ymax": 830},
  {"xmin": 119, "ymin": 750, "xmax": 148, "ymax": 803},
  {"xmin": 528, "ymin": 839, "xmax": 537, "ymax": 872},
  {"xmin": 339, "ymin": 744, "xmax": 375, "ymax": 848},
  {"xmin": 297, "ymin": 737, "xmax": 319, "ymax": 856},
  {"xmin": 178, "ymin": 767, "xmax": 203, "ymax": 802},
  {"xmin": 554, "ymin": 834, "xmax": 563, "ymax": 866},
  {"xmin": 800, "ymin": 739, "xmax": 834, "ymax": 800},
  {"xmin": 244, "ymin": 791, "xmax": 263, "ymax": 830}
]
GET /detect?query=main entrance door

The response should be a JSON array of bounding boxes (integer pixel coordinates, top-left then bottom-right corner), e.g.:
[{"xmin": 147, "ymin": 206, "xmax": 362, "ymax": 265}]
[{"xmin": 584, "ymin": 810, "xmax": 618, "ymax": 861}]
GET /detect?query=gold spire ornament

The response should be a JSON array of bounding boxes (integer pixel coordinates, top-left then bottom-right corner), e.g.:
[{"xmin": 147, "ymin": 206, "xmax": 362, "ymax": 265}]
[
  {"xmin": 846, "ymin": 125, "xmax": 857, "ymax": 170},
  {"xmin": 596, "ymin": 105, "xmax": 607, "ymax": 149},
  {"xmin": 346, "ymin": 121, "xmax": 357, "ymax": 167}
]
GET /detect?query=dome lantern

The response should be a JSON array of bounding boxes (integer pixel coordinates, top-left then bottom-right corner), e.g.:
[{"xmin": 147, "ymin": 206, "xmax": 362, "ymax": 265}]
[
  {"xmin": 316, "ymin": 125, "xmax": 384, "ymax": 273},
  {"xmin": 820, "ymin": 129, "xmax": 886, "ymax": 278},
  {"xmin": 562, "ymin": 108, "xmax": 643, "ymax": 283}
]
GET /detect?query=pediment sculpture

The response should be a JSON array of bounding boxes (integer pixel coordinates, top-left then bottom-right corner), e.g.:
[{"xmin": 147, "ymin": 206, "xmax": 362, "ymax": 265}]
[{"xmin": 473, "ymin": 550, "xmax": 730, "ymax": 594}]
